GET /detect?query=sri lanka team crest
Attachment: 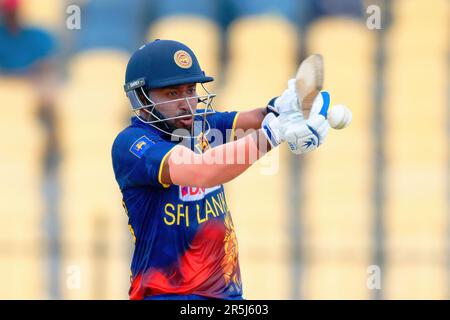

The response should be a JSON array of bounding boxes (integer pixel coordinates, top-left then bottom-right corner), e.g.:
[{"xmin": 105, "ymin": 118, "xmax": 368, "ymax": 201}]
[
  {"xmin": 174, "ymin": 50, "xmax": 193, "ymax": 69},
  {"xmin": 195, "ymin": 132, "xmax": 210, "ymax": 153}
]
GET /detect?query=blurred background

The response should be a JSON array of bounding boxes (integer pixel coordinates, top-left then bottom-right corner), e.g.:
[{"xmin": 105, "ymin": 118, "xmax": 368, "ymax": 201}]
[{"xmin": 0, "ymin": 0, "xmax": 448, "ymax": 299}]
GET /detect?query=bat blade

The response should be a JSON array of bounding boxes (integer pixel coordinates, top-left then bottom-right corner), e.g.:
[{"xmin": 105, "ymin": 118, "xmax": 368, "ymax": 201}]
[{"xmin": 295, "ymin": 54, "xmax": 324, "ymax": 119}]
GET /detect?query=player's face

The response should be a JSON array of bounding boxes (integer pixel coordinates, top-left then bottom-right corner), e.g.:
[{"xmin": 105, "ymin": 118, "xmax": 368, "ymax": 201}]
[{"xmin": 149, "ymin": 83, "xmax": 197, "ymax": 130}]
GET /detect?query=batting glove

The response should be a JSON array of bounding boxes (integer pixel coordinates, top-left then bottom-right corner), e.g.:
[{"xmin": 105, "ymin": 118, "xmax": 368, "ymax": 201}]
[
  {"xmin": 262, "ymin": 92, "xmax": 331, "ymax": 155},
  {"xmin": 266, "ymin": 79, "xmax": 299, "ymax": 116}
]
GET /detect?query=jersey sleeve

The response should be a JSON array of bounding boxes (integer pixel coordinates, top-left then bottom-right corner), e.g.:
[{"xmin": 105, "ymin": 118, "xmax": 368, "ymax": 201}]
[
  {"xmin": 112, "ymin": 133, "xmax": 176, "ymax": 189},
  {"xmin": 208, "ymin": 111, "xmax": 240, "ymax": 143}
]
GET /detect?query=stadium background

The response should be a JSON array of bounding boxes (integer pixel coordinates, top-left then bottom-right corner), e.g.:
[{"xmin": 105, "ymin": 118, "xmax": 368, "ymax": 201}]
[{"xmin": 0, "ymin": 0, "xmax": 448, "ymax": 299}]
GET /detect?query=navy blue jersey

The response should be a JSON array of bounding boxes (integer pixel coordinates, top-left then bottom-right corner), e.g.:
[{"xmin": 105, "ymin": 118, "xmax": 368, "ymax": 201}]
[{"xmin": 111, "ymin": 111, "xmax": 243, "ymax": 299}]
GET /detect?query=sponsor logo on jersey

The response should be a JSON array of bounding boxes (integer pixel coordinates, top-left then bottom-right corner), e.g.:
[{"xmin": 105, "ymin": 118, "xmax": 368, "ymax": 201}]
[{"xmin": 179, "ymin": 185, "xmax": 220, "ymax": 202}]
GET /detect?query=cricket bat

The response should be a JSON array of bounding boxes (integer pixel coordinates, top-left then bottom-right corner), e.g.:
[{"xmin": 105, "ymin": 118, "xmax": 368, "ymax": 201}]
[{"xmin": 295, "ymin": 54, "xmax": 324, "ymax": 119}]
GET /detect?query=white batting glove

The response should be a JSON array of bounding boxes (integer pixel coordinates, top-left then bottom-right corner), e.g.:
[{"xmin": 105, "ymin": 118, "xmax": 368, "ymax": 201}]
[
  {"xmin": 262, "ymin": 92, "xmax": 331, "ymax": 154},
  {"xmin": 266, "ymin": 79, "xmax": 300, "ymax": 116}
]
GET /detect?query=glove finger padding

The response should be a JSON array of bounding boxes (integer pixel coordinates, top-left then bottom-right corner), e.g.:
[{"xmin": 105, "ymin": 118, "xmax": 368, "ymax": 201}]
[
  {"xmin": 274, "ymin": 79, "xmax": 300, "ymax": 113},
  {"xmin": 267, "ymin": 79, "xmax": 302, "ymax": 116},
  {"xmin": 261, "ymin": 112, "xmax": 283, "ymax": 147},
  {"xmin": 262, "ymin": 110, "xmax": 329, "ymax": 155},
  {"xmin": 275, "ymin": 90, "xmax": 299, "ymax": 114},
  {"xmin": 279, "ymin": 110, "xmax": 303, "ymax": 123},
  {"xmin": 286, "ymin": 126, "xmax": 319, "ymax": 154},
  {"xmin": 282, "ymin": 113, "xmax": 319, "ymax": 154},
  {"xmin": 287, "ymin": 78, "xmax": 297, "ymax": 92},
  {"xmin": 306, "ymin": 114, "xmax": 330, "ymax": 146}
]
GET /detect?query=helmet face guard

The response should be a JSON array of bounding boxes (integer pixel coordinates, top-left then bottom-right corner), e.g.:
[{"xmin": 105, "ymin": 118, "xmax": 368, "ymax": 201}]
[{"xmin": 125, "ymin": 81, "xmax": 216, "ymax": 139}]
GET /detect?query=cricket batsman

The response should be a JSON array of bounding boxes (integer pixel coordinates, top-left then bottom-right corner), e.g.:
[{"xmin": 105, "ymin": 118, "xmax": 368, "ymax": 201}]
[{"xmin": 111, "ymin": 39, "xmax": 331, "ymax": 300}]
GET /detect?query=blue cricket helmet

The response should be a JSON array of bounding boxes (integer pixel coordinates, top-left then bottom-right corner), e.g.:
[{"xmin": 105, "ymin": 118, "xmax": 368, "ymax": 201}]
[
  {"xmin": 124, "ymin": 39, "xmax": 213, "ymax": 92},
  {"xmin": 123, "ymin": 39, "xmax": 217, "ymax": 138}
]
